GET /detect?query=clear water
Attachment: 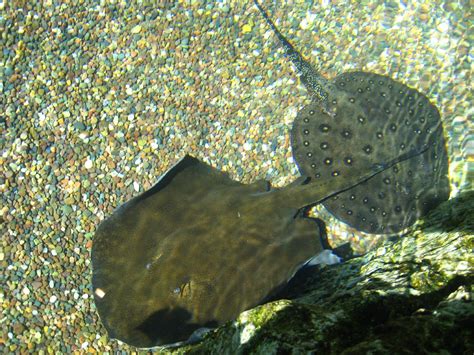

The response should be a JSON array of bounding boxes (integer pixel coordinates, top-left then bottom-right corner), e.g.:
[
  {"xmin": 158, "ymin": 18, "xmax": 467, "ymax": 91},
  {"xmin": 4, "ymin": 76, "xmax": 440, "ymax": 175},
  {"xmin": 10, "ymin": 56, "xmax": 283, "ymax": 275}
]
[{"xmin": 1, "ymin": 0, "xmax": 471, "ymax": 351}]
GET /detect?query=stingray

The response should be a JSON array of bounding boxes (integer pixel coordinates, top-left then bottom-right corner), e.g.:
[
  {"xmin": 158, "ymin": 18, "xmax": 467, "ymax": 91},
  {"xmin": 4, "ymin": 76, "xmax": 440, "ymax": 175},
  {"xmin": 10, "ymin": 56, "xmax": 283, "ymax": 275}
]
[
  {"xmin": 253, "ymin": 0, "xmax": 450, "ymax": 233},
  {"xmin": 92, "ymin": 151, "xmax": 423, "ymax": 347}
]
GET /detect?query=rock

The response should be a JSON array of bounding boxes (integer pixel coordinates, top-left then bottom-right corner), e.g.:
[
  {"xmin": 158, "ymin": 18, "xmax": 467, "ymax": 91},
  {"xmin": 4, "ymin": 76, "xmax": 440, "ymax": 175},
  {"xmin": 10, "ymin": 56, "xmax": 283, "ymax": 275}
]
[
  {"xmin": 31, "ymin": 281, "xmax": 42, "ymax": 290},
  {"xmin": 169, "ymin": 191, "xmax": 474, "ymax": 354},
  {"xmin": 131, "ymin": 25, "xmax": 142, "ymax": 34},
  {"xmin": 84, "ymin": 158, "xmax": 93, "ymax": 169},
  {"xmin": 63, "ymin": 197, "xmax": 75, "ymax": 205},
  {"xmin": 13, "ymin": 322, "xmax": 25, "ymax": 334},
  {"xmin": 73, "ymin": 122, "xmax": 86, "ymax": 131}
]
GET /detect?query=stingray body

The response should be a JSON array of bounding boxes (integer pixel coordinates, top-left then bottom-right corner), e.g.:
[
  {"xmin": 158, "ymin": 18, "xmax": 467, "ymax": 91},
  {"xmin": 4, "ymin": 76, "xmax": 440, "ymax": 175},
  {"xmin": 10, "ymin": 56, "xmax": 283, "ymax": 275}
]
[
  {"xmin": 253, "ymin": 0, "xmax": 450, "ymax": 233},
  {"xmin": 92, "ymin": 153, "xmax": 421, "ymax": 347}
]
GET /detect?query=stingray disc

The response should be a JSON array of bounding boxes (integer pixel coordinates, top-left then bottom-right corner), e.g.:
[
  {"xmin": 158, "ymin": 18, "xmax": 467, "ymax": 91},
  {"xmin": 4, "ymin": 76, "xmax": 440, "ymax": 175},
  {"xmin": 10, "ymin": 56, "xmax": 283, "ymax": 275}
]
[{"xmin": 291, "ymin": 72, "xmax": 449, "ymax": 234}]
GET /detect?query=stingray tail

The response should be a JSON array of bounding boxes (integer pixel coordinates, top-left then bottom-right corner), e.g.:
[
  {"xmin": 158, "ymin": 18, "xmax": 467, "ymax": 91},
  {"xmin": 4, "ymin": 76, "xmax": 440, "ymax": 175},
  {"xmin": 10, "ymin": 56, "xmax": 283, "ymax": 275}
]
[
  {"xmin": 276, "ymin": 145, "xmax": 430, "ymax": 210},
  {"xmin": 253, "ymin": 0, "xmax": 334, "ymax": 112}
]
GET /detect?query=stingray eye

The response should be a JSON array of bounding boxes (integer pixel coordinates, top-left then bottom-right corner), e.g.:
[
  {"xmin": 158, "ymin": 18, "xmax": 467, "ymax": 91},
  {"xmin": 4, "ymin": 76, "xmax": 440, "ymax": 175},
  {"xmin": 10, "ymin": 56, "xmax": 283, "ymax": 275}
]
[{"xmin": 172, "ymin": 281, "xmax": 192, "ymax": 297}]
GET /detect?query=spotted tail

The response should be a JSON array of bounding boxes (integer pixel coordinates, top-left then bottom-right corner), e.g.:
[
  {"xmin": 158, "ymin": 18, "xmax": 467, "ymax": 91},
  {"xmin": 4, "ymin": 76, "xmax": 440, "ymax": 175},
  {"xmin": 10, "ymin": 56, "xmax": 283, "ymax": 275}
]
[{"xmin": 253, "ymin": 0, "xmax": 334, "ymax": 113}]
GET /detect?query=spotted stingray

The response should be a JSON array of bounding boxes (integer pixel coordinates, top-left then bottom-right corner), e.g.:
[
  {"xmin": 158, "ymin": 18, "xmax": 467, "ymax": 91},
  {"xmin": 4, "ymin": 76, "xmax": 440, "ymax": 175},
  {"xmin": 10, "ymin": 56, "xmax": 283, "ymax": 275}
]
[{"xmin": 253, "ymin": 0, "xmax": 450, "ymax": 233}]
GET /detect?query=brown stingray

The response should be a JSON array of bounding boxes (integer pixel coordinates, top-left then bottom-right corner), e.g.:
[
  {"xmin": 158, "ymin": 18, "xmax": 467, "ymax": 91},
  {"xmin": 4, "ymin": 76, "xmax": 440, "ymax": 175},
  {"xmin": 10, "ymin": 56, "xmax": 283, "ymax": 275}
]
[
  {"xmin": 92, "ymin": 152, "xmax": 421, "ymax": 347},
  {"xmin": 253, "ymin": 0, "xmax": 450, "ymax": 234}
]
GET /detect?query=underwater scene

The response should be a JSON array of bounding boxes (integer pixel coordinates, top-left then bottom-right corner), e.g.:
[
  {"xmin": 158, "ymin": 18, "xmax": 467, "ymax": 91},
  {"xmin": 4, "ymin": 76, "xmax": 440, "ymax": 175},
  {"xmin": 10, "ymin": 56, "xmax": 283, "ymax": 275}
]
[{"xmin": 1, "ymin": 0, "xmax": 472, "ymax": 352}]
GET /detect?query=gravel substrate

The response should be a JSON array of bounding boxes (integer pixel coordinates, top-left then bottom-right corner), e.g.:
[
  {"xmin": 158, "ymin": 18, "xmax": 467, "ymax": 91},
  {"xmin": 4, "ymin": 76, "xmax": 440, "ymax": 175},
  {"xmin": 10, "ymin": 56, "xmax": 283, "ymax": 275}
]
[{"xmin": 1, "ymin": 0, "xmax": 471, "ymax": 351}]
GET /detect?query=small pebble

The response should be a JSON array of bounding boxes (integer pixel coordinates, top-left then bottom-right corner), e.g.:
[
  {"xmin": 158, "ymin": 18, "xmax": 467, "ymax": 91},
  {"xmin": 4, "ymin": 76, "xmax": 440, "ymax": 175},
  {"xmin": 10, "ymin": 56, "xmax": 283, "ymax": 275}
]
[
  {"xmin": 131, "ymin": 25, "xmax": 142, "ymax": 34},
  {"xmin": 84, "ymin": 158, "xmax": 93, "ymax": 169},
  {"xmin": 242, "ymin": 23, "xmax": 252, "ymax": 33},
  {"xmin": 133, "ymin": 181, "xmax": 140, "ymax": 192}
]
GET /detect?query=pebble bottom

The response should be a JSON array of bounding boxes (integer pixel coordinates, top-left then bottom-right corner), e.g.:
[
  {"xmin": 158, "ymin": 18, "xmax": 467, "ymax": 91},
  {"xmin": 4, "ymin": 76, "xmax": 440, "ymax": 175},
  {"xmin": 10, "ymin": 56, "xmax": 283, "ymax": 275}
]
[{"xmin": 1, "ymin": 0, "xmax": 471, "ymax": 351}]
